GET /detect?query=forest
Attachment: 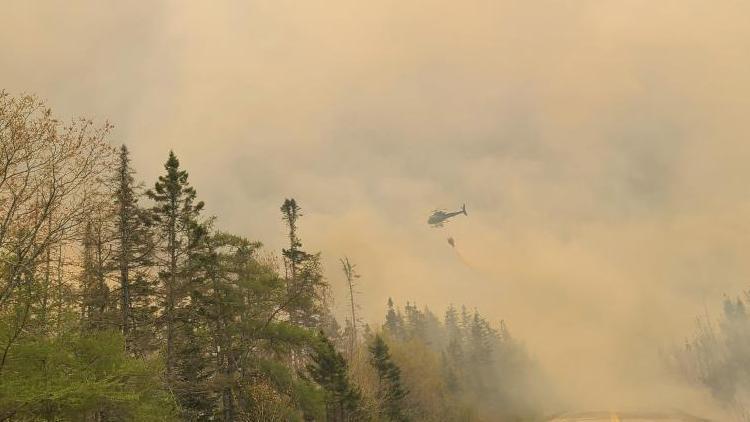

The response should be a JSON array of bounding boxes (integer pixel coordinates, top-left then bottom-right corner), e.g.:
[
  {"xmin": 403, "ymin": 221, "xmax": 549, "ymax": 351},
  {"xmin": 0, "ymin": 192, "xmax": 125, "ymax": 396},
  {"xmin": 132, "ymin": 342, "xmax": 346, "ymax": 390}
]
[
  {"xmin": 0, "ymin": 91, "xmax": 544, "ymax": 421},
  {"xmin": 667, "ymin": 293, "xmax": 750, "ymax": 422}
]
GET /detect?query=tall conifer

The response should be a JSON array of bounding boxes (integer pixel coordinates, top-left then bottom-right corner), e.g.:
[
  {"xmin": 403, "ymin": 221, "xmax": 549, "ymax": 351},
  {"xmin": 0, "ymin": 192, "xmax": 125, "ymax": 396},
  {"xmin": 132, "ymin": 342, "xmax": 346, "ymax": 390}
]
[{"xmin": 147, "ymin": 151, "xmax": 204, "ymax": 375}]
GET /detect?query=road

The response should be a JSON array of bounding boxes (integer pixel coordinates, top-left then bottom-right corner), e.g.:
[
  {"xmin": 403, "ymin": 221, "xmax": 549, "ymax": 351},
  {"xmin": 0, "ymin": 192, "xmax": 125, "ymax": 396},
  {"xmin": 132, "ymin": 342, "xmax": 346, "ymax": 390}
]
[{"xmin": 545, "ymin": 411, "xmax": 711, "ymax": 421}]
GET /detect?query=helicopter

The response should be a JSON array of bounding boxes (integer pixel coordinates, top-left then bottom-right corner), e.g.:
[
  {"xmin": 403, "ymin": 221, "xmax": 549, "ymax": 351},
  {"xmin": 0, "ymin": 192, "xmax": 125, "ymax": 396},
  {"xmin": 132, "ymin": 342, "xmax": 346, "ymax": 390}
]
[{"xmin": 428, "ymin": 204, "xmax": 467, "ymax": 227}]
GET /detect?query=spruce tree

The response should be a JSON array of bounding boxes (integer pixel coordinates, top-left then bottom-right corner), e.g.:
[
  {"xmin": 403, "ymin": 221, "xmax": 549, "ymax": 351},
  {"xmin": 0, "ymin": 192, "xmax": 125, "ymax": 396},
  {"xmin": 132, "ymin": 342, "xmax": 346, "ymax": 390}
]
[
  {"xmin": 444, "ymin": 304, "xmax": 460, "ymax": 341},
  {"xmin": 467, "ymin": 311, "xmax": 495, "ymax": 396},
  {"xmin": 369, "ymin": 335, "xmax": 408, "ymax": 422},
  {"xmin": 280, "ymin": 198, "xmax": 326, "ymax": 328},
  {"xmin": 403, "ymin": 301, "xmax": 425, "ymax": 340},
  {"xmin": 281, "ymin": 198, "xmax": 307, "ymax": 283},
  {"xmin": 383, "ymin": 298, "xmax": 404, "ymax": 339},
  {"xmin": 188, "ymin": 230, "xmax": 251, "ymax": 421},
  {"xmin": 146, "ymin": 151, "xmax": 204, "ymax": 376},
  {"xmin": 79, "ymin": 220, "xmax": 111, "ymax": 332},
  {"xmin": 202, "ymin": 231, "xmax": 235, "ymax": 421},
  {"xmin": 341, "ymin": 256, "xmax": 360, "ymax": 357},
  {"xmin": 112, "ymin": 145, "xmax": 156, "ymax": 354},
  {"xmin": 307, "ymin": 332, "xmax": 363, "ymax": 422}
]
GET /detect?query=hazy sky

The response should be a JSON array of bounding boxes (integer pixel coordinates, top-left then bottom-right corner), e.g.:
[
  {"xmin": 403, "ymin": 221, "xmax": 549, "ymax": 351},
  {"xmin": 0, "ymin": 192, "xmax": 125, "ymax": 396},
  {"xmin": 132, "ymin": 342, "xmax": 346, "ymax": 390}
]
[{"xmin": 3, "ymin": 0, "xmax": 750, "ymax": 414}]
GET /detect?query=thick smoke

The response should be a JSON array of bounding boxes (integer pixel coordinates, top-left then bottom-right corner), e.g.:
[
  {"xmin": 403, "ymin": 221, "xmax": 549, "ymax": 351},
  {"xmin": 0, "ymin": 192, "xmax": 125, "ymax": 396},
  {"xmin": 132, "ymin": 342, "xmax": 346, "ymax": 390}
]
[{"xmin": 3, "ymin": 1, "xmax": 750, "ymax": 418}]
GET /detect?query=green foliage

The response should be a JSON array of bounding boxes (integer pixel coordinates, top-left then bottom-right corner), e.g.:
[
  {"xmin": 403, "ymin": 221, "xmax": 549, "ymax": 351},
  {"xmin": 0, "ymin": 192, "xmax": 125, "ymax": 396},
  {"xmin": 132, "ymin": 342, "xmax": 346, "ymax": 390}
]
[
  {"xmin": 281, "ymin": 199, "xmax": 311, "ymax": 272},
  {"xmin": 148, "ymin": 151, "xmax": 205, "ymax": 223},
  {"xmin": 369, "ymin": 335, "xmax": 409, "ymax": 421},
  {"xmin": 79, "ymin": 219, "xmax": 114, "ymax": 333},
  {"xmin": 280, "ymin": 198, "xmax": 328, "ymax": 329},
  {"xmin": 379, "ymin": 300, "xmax": 544, "ymax": 421},
  {"xmin": 0, "ymin": 94, "xmax": 545, "ymax": 421},
  {"xmin": 307, "ymin": 332, "xmax": 364, "ymax": 422},
  {"xmin": 113, "ymin": 144, "xmax": 158, "ymax": 355},
  {"xmin": 250, "ymin": 358, "xmax": 326, "ymax": 420},
  {"xmin": 0, "ymin": 329, "xmax": 177, "ymax": 421},
  {"xmin": 147, "ymin": 150, "xmax": 205, "ymax": 388},
  {"xmin": 383, "ymin": 298, "xmax": 404, "ymax": 339},
  {"xmin": 669, "ymin": 293, "xmax": 750, "ymax": 417}
]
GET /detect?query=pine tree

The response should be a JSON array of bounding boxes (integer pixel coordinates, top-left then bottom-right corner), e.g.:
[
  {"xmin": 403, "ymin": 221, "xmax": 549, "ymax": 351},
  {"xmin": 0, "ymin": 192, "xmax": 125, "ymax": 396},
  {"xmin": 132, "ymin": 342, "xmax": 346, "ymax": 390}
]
[
  {"xmin": 369, "ymin": 335, "xmax": 409, "ymax": 422},
  {"xmin": 469, "ymin": 311, "xmax": 494, "ymax": 366},
  {"xmin": 202, "ymin": 231, "xmax": 235, "ymax": 422},
  {"xmin": 190, "ymin": 230, "xmax": 254, "ymax": 421},
  {"xmin": 112, "ymin": 145, "xmax": 156, "ymax": 354},
  {"xmin": 147, "ymin": 151, "xmax": 204, "ymax": 376},
  {"xmin": 403, "ymin": 301, "xmax": 426, "ymax": 340},
  {"xmin": 383, "ymin": 298, "xmax": 404, "ymax": 339},
  {"xmin": 280, "ymin": 198, "xmax": 326, "ymax": 328},
  {"xmin": 444, "ymin": 304, "xmax": 460, "ymax": 340},
  {"xmin": 307, "ymin": 332, "xmax": 363, "ymax": 422},
  {"xmin": 173, "ymin": 303, "xmax": 215, "ymax": 420},
  {"xmin": 79, "ymin": 220, "xmax": 111, "ymax": 332},
  {"xmin": 440, "ymin": 350, "xmax": 461, "ymax": 393},
  {"xmin": 460, "ymin": 305, "xmax": 471, "ymax": 332},
  {"xmin": 467, "ymin": 311, "xmax": 495, "ymax": 396},
  {"xmin": 281, "ymin": 198, "xmax": 307, "ymax": 284},
  {"xmin": 442, "ymin": 305, "xmax": 465, "ymax": 391},
  {"xmin": 341, "ymin": 256, "xmax": 360, "ymax": 357}
]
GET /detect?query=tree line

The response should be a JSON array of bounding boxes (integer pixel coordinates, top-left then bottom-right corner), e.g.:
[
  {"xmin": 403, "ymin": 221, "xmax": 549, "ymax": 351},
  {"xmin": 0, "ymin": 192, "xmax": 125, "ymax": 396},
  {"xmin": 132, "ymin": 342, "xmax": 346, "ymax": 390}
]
[
  {"xmin": 0, "ymin": 92, "xmax": 542, "ymax": 421},
  {"xmin": 666, "ymin": 293, "xmax": 750, "ymax": 422}
]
